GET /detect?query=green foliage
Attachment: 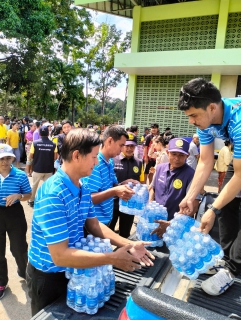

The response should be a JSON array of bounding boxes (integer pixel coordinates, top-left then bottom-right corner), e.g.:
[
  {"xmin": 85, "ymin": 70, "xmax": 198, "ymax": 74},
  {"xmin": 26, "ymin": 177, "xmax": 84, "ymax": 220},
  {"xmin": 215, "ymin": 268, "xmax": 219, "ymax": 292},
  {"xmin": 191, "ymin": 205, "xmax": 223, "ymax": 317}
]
[
  {"xmin": 0, "ymin": 0, "xmax": 55, "ymax": 42},
  {"xmin": 0, "ymin": 2, "xmax": 129, "ymax": 123}
]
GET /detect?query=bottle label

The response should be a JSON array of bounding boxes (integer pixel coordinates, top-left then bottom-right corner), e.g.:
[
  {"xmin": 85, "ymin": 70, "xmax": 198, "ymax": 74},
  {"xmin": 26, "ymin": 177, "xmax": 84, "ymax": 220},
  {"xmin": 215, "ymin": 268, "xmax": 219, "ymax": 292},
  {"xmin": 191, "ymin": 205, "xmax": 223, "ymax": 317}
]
[
  {"xmin": 86, "ymin": 297, "xmax": 98, "ymax": 308},
  {"xmin": 67, "ymin": 289, "xmax": 75, "ymax": 301},
  {"xmin": 104, "ymin": 285, "xmax": 110, "ymax": 295},
  {"xmin": 98, "ymin": 291, "xmax": 104, "ymax": 301},
  {"xmin": 75, "ymin": 294, "xmax": 86, "ymax": 306}
]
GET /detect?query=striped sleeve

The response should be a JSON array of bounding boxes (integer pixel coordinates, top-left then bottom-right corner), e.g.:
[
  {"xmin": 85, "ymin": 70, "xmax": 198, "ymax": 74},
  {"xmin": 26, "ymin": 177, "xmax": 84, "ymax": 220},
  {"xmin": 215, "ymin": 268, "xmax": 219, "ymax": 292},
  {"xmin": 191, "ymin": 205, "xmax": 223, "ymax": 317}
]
[
  {"xmin": 84, "ymin": 166, "xmax": 103, "ymax": 192},
  {"xmin": 230, "ymin": 120, "xmax": 241, "ymax": 159},
  {"xmin": 197, "ymin": 128, "xmax": 214, "ymax": 146},
  {"xmin": 34, "ymin": 195, "xmax": 69, "ymax": 245}
]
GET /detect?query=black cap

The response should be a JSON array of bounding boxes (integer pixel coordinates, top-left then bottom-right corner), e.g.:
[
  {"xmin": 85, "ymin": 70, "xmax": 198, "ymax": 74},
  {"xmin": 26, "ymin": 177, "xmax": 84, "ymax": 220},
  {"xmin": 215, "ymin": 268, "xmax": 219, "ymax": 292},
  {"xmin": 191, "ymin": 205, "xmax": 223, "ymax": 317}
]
[
  {"xmin": 150, "ymin": 123, "xmax": 159, "ymax": 128},
  {"xmin": 39, "ymin": 126, "xmax": 49, "ymax": 136}
]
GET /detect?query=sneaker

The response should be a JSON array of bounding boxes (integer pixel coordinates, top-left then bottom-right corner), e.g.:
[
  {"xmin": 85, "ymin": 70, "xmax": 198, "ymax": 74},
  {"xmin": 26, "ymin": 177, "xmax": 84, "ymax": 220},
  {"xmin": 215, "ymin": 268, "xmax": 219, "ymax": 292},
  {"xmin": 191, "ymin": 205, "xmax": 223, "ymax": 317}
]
[
  {"xmin": 201, "ymin": 269, "xmax": 235, "ymax": 296},
  {"xmin": 205, "ymin": 259, "xmax": 226, "ymax": 275},
  {"xmin": 0, "ymin": 285, "xmax": 7, "ymax": 299}
]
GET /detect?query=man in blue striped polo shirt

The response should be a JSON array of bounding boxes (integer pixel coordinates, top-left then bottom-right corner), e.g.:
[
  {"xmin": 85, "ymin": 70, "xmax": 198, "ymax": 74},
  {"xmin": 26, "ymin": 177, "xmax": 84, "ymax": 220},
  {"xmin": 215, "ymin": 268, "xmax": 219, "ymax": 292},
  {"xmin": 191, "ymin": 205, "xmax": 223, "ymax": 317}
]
[
  {"xmin": 83, "ymin": 125, "xmax": 137, "ymax": 225},
  {"xmin": 0, "ymin": 144, "xmax": 31, "ymax": 300},
  {"xmin": 178, "ymin": 78, "xmax": 241, "ymax": 296},
  {"xmin": 26, "ymin": 128, "xmax": 154, "ymax": 316}
]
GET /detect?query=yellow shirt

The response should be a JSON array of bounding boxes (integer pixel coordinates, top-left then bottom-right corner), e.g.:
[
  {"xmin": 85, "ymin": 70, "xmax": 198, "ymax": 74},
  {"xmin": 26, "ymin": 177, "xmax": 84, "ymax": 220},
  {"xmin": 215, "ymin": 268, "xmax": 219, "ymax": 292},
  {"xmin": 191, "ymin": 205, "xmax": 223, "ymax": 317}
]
[
  {"xmin": 7, "ymin": 129, "xmax": 19, "ymax": 148},
  {"xmin": 0, "ymin": 124, "xmax": 7, "ymax": 140}
]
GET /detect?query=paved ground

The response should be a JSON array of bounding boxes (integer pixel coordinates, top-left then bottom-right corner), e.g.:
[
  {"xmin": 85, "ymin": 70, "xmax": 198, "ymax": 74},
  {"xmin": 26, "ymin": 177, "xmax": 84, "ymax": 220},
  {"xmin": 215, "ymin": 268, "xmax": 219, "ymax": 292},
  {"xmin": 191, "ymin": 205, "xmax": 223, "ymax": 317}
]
[{"xmin": 0, "ymin": 167, "xmax": 218, "ymax": 320}]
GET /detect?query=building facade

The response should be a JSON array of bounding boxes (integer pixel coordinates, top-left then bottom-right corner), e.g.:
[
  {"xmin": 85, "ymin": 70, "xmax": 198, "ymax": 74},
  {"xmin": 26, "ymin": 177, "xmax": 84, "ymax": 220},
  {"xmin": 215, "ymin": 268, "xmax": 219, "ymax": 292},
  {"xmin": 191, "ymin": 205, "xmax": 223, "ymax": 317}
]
[{"xmin": 75, "ymin": 0, "xmax": 241, "ymax": 136}]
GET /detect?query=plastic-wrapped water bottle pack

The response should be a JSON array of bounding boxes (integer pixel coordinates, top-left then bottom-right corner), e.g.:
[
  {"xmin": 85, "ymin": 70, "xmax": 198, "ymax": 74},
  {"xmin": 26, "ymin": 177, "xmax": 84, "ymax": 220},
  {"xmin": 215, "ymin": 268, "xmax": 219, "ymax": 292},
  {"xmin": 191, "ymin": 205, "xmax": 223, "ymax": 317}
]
[
  {"xmin": 136, "ymin": 201, "xmax": 168, "ymax": 247},
  {"xmin": 66, "ymin": 235, "xmax": 115, "ymax": 315},
  {"xmin": 119, "ymin": 182, "xmax": 149, "ymax": 216},
  {"xmin": 163, "ymin": 213, "xmax": 224, "ymax": 280}
]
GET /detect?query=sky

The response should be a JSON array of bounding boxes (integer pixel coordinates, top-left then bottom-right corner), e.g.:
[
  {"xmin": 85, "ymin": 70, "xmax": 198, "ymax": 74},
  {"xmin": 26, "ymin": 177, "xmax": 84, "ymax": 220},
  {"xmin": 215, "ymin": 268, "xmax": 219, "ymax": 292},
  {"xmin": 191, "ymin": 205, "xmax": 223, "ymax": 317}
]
[{"xmin": 87, "ymin": 10, "xmax": 133, "ymax": 100}]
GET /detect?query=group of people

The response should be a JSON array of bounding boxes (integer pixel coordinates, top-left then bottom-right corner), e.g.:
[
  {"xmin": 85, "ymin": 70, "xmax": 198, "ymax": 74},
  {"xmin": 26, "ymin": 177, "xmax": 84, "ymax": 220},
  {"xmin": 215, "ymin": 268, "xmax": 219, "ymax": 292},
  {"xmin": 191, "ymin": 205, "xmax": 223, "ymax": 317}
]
[{"xmin": 0, "ymin": 77, "xmax": 241, "ymax": 316}]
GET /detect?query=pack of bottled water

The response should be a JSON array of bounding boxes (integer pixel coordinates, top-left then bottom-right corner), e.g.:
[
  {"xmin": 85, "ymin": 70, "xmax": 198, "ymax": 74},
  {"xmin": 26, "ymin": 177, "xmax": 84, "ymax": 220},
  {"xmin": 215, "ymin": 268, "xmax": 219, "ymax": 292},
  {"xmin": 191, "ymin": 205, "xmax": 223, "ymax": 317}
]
[
  {"xmin": 136, "ymin": 201, "xmax": 168, "ymax": 247},
  {"xmin": 66, "ymin": 235, "xmax": 115, "ymax": 315},
  {"xmin": 119, "ymin": 182, "xmax": 149, "ymax": 216},
  {"xmin": 163, "ymin": 213, "xmax": 224, "ymax": 280}
]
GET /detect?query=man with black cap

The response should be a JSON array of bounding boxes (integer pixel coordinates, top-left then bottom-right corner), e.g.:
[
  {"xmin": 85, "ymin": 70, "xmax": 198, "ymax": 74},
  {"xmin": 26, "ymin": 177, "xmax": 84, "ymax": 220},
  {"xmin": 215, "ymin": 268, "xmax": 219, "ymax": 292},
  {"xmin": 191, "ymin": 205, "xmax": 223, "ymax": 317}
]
[
  {"xmin": 27, "ymin": 126, "xmax": 58, "ymax": 207},
  {"xmin": 149, "ymin": 138, "xmax": 200, "ymax": 237},
  {"xmin": 109, "ymin": 132, "xmax": 144, "ymax": 238}
]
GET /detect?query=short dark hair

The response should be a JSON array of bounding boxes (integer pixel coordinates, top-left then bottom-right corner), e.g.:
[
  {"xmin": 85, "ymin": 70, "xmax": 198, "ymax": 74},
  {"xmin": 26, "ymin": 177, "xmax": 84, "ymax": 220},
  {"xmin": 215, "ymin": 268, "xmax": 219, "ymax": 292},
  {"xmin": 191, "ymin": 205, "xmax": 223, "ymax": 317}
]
[
  {"xmin": 130, "ymin": 125, "xmax": 138, "ymax": 133},
  {"xmin": 224, "ymin": 140, "xmax": 231, "ymax": 147},
  {"xmin": 151, "ymin": 123, "xmax": 159, "ymax": 128},
  {"xmin": 153, "ymin": 136, "xmax": 166, "ymax": 146},
  {"xmin": 53, "ymin": 124, "xmax": 62, "ymax": 136},
  {"xmin": 102, "ymin": 125, "xmax": 128, "ymax": 145},
  {"xmin": 178, "ymin": 78, "xmax": 222, "ymax": 111},
  {"xmin": 62, "ymin": 119, "xmax": 72, "ymax": 127},
  {"xmin": 61, "ymin": 128, "xmax": 101, "ymax": 162},
  {"xmin": 35, "ymin": 121, "xmax": 41, "ymax": 128},
  {"xmin": 11, "ymin": 121, "xmax": 17, "ymax": 127}
]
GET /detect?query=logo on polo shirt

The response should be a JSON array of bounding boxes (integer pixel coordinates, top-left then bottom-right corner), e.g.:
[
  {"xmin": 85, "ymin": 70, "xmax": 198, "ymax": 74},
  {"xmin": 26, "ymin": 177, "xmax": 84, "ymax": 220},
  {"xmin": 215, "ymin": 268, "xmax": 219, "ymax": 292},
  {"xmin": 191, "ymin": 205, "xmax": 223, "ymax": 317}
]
[
  {"xmin": 173, "ymin": 179, "xmax": 182, "ymax": 189},
  {"xmin": 133, "ymin": 166, "xmax": 139, "ymax": 173}
]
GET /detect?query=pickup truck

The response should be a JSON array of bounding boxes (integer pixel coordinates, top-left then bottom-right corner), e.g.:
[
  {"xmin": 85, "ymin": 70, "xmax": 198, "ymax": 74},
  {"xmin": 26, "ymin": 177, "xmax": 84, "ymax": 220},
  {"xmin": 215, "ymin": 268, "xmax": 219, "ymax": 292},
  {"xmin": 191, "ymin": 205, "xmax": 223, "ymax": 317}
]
[{"xmin": 32, "ymin": 197, "xmax": 241, "ymax": 320}]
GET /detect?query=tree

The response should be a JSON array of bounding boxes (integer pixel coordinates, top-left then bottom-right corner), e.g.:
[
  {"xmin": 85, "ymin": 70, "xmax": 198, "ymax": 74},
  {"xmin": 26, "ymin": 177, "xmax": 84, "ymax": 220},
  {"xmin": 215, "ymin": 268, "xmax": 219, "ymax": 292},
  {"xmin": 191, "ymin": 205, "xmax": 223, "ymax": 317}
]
[
  {"xmin": 0, "ymin": 0, "xmax": 55, "ymax": 43},
  {"xmin": 90, "ymin": 24, "xmax": 131, "ymax": 115}
]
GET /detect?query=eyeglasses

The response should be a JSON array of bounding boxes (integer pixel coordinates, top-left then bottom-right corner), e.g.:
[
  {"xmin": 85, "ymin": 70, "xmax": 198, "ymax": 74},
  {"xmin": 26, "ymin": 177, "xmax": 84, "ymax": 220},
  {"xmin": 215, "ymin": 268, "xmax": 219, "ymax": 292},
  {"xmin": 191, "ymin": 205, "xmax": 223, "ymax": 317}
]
[
  {"xmin": 179, "ymin": 90, "xmax": 211, "ymax": 104},
  {"xmin": 0, "ymin": 157, "xmax": 13, "ymax": 162}
]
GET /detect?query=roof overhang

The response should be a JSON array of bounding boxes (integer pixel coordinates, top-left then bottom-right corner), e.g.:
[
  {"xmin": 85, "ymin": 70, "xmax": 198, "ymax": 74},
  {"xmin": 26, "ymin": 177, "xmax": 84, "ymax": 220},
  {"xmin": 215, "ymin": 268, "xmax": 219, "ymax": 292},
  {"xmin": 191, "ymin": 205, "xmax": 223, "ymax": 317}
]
[{"xmin": 114, "ymin": 48, "xmax": 241, "ymax": 75}]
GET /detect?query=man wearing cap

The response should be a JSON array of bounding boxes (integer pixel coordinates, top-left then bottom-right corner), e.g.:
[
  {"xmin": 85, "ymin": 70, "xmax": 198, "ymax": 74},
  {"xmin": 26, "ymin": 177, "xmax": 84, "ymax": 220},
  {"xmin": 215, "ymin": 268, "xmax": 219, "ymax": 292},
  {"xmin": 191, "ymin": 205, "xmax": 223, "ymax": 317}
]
[
  {"xmin": 82, "ymin": 125, "xmax": 135, "ymax": 225},
  {"xmin": 109, "ymin": 132, "xmax": 144, "ymax": 238},
  {"xmin": 149, "ymin": 138, "xmax": 200, "ymax": 237},
  {"xmin": 143, "ymin": 123, "xmax": 159, "ymax": 184},
  {"xmin": 27, "ymin": 126, "xmax": 58, "ymax": 207},
  {"xmin": 0, "ymin": 144, "xmax": 31, "ymax": 299}
]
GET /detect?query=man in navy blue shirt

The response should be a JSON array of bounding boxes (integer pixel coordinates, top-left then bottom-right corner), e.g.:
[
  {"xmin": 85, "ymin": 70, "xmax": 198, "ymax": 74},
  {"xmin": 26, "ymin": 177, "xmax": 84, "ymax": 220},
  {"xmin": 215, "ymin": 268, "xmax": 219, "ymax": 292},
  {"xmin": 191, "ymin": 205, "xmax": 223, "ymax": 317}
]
[
  {"xmin": 149, "ymin": 138, "xmax": 200, "ymax": 236},
  {"xmin": 178, "ymin": 78, "xmax": 241, "ymax": 296}
]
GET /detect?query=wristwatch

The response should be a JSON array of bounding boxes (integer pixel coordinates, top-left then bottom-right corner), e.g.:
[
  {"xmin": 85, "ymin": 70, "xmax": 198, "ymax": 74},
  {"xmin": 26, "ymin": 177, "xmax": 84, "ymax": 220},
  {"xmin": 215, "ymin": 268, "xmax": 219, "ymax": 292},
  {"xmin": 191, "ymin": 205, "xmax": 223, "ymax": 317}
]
[
  {"xmin": 207, "ymin": 204, "xmax": 221, "ymax": 215},
  {"xmin": 19, "ymin": 194, "xmax": 24, "ymax": 200}
]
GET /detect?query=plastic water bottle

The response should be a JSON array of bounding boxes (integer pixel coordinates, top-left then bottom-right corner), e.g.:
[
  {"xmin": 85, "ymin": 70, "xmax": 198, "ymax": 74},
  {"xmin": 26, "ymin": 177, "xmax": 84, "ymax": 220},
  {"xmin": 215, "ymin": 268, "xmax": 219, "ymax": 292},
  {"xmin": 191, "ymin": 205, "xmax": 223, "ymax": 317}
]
[
  {"xmin": 87, "ymin": 234, "xmax": 94, "ymax": 243},
  {"xmin": 202, "ymin": 235, "xmax": 224, "ymax": 259},
  {"xmin": 103, "ymin": 266, "xmax": 111, "ymax": 302},
  {"xmin": 80, "ymin": 238, "xmax": 87, "ymax": 247},
  {"xmin": 103, "ymin": 239, "xmax": 112, "ymax": 253},
  {"xmin": 96, "ymin": 276, "xmax": 105, "ymax": 308},
  {"xmin": 94, "ymin": 237, "xmax": 101, "ymax": 247},
  {"xmin": 66, "ymin": 268, "xmax": 79, "ymax": 309},
  {"xmin": 65, "ymin": 267, "xmax": 73, "ymax": 280},
  {"xmin": 75, "ymin": 276, "xmax": 86, "ymax": 313},
  {"xmin": 86, "ymin": 284, "xmax": 98, "ymax": 315},
  {"xmin": 127, "ymin": 193, "xmax": 136, "ymax": 215},
  {"xmin": 107, "ymin": 265, "xmax": 115, "ymax": 295}
]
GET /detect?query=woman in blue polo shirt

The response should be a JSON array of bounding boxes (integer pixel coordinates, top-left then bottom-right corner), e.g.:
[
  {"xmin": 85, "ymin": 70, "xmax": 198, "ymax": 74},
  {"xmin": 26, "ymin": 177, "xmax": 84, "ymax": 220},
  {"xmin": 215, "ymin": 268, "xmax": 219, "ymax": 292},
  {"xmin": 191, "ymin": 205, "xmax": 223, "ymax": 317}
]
[{"xmin": 0, "ymin": 144, "xmax": 31, "ymax": 300}]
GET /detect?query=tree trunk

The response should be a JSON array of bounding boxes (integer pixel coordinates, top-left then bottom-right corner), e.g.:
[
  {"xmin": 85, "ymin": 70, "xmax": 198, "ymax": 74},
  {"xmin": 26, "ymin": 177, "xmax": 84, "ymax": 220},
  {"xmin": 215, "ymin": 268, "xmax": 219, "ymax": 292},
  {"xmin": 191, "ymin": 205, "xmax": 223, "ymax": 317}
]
[
  {"xmin": 71, "ymin": 99, "xmax": 75, "ymax": 124},
  {"xmin": 3, "ymin": 84, "xmax": 11, "ymax": 115}
]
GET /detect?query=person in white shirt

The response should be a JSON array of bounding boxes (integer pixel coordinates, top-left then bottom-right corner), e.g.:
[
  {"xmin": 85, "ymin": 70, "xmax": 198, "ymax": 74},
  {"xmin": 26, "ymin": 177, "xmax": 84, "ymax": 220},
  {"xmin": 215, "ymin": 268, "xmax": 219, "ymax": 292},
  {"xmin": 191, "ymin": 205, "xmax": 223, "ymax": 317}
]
[{"xmin": 187, "ymin": 134, "xmax": 200, "ymax": 170}]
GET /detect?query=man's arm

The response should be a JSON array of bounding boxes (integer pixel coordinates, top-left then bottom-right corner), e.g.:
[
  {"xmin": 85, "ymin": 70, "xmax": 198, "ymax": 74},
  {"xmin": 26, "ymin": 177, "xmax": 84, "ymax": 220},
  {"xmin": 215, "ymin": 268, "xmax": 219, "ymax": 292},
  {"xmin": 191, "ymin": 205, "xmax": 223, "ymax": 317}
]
[
  {"xmin": 149, "ymin": 187, "xmax": 155, "ymax": 201},
  {"xmin": 47, "ymin": 217, "xmax": 154, "ymax": 271},
  {"xmin": 91, "ymin": 185, "xmax": 134, "ymax": 204},
  {"xmin": 200, "ymin": 157, "xmax": 241, "ymax": 233},
  {"xmin": 179, "ymin": 142, "xmax": 214, "ymax": 214}
]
